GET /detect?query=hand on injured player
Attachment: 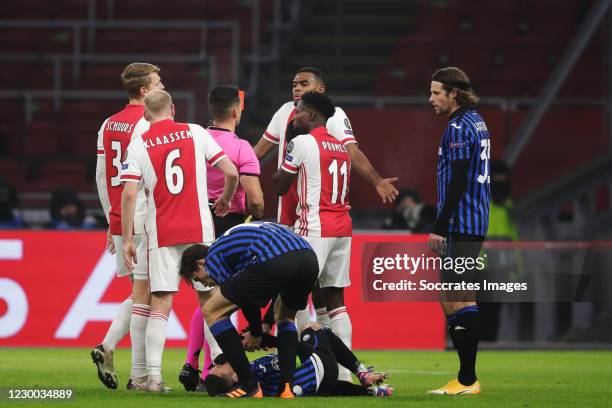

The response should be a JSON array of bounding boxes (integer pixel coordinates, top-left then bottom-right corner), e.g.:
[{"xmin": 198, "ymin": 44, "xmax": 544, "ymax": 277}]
[{"xmin": 240, "ymin": 327, "xmax": 277, "ymax": 351}]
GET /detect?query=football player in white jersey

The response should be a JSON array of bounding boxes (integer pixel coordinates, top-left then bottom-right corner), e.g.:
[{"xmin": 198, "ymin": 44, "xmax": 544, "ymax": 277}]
[
  {"xmin": 254, "ymin": 67, "xmax": 398, "ymax": 381},
  {"xmin": 92, "ymin": 62, "xmax": 163, "ymax": 390},
  {"xmin": 121, "ymin": 90, "xmax": 238, "ymax": 391}
]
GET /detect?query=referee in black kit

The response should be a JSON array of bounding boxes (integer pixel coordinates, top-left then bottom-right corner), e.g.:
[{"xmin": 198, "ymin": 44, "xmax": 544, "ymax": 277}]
[{"xmin": 427, "ymin": 67, "xmax": 491, "ymax": 395}]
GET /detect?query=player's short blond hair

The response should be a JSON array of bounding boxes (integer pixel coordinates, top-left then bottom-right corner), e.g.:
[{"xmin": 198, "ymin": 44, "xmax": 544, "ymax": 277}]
[
  {"xmin": 144, "ymin": 89, "xmax": 173, "ymax": 117},
  {"xmin": 121, "ymin": 62, "xmax": 161, "ymax": 99}
]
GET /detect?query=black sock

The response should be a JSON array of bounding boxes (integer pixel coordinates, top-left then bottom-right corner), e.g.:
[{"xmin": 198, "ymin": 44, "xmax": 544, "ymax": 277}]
[
  {"xmin": 446, "ymin": 313, "xmax": 459, "ymax": 351},
  {"xmin": 449, "ymin": 306, "xmax": 480, "ymax": 386},
  {"xmin": 277, "ymin": 321, "xmax": 298, "ymax": 388},
  {"xmin": 329, "ymin": 381, "xmax": 369, "ymax": 396},
  {"xmin": 209, "ymin": 319, "xmax": 257, "ymax": 391},
  {"xmin": 323, "ymin": 328, "xmax": 362, "ymax": 373}
]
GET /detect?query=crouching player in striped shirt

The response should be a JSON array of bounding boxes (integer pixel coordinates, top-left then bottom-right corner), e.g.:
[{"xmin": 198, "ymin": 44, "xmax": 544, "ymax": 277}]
[
  {"xmin": 179, "ymin": 222, "xmax": 319, "ymax": 398},
  {"xmin": 202, "ymin": 322, "xmax": 393, "ymax": 397}
]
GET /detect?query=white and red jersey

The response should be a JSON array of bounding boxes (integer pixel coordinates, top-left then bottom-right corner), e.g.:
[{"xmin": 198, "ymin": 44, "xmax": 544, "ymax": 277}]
[
  {"xmin": 263, "ymin": 101, "xmax": 357, "ymax": 226},
  {"xmin": 120, "ymin": 119, "xmax": 226, "ymax": 249},
  {"xmin": 96, "ymin": 104, "xmax": 149, "ymax": 235},
  {"xmin": 281, "ymin": 126, "xmax": 352, "ymax": 237}
]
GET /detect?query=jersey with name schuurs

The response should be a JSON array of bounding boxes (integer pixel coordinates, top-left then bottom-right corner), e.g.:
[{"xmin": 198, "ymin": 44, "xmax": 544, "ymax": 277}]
[
  {"xmin": 96, "ymin": 104, "xmax": 149, "ymax": 235},
  {"xmin": 120, "ymin": 119, "xmax": 226, "ymax": 248}
]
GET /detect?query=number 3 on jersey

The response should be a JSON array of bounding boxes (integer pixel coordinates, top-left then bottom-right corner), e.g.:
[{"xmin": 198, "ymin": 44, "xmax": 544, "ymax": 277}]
[
  {"xmin": 477, "ymin": 139, "xmax": 491, "ymax": 184},
  {"xmin": 165, "ymin": 148, "xmax": 184, "ymax": 194},
  {"xmin": 328, "ymin": 159, "xmax": 348, "ymax": 204},
  {"xmin": 110, "ymin": 141, "xmax": 122, "ymax": 187}
]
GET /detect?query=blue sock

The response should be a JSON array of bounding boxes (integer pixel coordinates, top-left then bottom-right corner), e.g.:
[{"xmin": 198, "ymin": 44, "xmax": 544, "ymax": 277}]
[
  {"xmin": 276, "ymin": 321, "xmax": 298, "ymax": 390},
  {"xmin": 209, "ymin": 319, "xmax": 257, "ymax": 391}
]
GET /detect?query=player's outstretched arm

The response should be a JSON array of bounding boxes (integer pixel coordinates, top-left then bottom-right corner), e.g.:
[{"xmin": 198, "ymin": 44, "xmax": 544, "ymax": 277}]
[
  {"xmin": 240, "ymin": 175, "xmax": 264, "ymax": 220},
  {"xmin": 346, "ymin": 144, "xmax": 399, "ymax": 204},
  {"xmin": 254, "ymin": 137, "xmax": 276, "ymax": 160},
  {"xmin": 213, "ymin": 157, "xmax": 239, "ymax": 217}
]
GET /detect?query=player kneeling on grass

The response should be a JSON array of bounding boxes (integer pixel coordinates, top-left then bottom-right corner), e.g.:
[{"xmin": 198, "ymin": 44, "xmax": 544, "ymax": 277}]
[
  {"xmin": 203, "ymin": 322, "xmax": 392, "ymax": 397},
  {"xmin": 179, "ymin": 222, "xmax": 319, "ymax": 398}
]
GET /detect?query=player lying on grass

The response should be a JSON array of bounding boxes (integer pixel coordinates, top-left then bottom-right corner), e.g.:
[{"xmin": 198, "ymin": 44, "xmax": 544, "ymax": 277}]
[
  {"xmin": 203, "ymin": 322, "xmax": 393, "ymax": 397},
  {"xmin": 180, "ymin": 222, "xmax": 319, "ymax": 398}
]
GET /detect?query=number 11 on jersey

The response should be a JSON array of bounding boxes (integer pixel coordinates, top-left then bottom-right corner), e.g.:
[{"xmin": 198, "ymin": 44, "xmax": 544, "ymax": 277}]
[{"xmin": 328, "ymin": 159, "xmax": 348, "ymax": 204}]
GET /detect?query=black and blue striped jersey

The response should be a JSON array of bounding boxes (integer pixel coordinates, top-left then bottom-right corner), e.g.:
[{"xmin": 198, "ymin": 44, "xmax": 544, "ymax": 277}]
[
  {"xmin": 251, "ymin": 353, "xmax": 320, "ymax": 397},
  {"xmin": 436, "ymin": 108, "xmax": 491, "ymax": 236},
  {"xmin": 204, "ymin": 221, "xmax": 313, "ymax": 285}
]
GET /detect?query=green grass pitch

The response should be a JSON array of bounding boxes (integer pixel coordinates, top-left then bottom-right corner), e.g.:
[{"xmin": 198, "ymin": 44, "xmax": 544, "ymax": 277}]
[{"xmin": 0, "ymin": 348, "xmax": 610, "ymax": 407}]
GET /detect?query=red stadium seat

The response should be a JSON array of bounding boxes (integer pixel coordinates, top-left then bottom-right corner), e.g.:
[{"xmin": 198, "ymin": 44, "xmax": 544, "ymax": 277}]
[
  {"xmin": 0, "ymin": 159, "xmax": 25, "ymax": 187},
  {"xmin": 24, "ymin": 121, "xmax": 61, "ymax": 157},
  {"xmin": 26, "ymin": 160, "xmax": 92, "ymax": 193}
]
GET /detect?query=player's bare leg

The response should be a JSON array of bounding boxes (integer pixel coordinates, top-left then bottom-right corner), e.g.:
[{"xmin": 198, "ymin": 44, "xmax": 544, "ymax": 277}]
[
  {"xmin": 144, "ymin": 291, "xmax": 174, "ymax": 392},
  {"xmin": 128, "ymin": 277, "xmax": 150, "ymax": 389},
  {"xmin": 323, "ymin": 286, "xmax": 353, "ymax": 382},
  {"xmin": 91, "ymin": 272, "xmax": 133, "ymax": 390}
]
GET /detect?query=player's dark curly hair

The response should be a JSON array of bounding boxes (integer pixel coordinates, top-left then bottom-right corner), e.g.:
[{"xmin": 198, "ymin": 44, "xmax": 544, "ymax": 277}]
[
  {"xmin": 296, "ymin": 66, "xmax": 326, "ymax": 85},
  {"xmin": 178, "ymin": 244, "xmax": 209, "ymax": 283},
  {"xmin": 203, "ymin": 373, "xmax": 233, "ymax": 396},
  {"xmin": 300, "ymin": 91, "xmax": 336, "ymax": 120},
  {"xmin": 432, "ymin": 67, "xmax": 479, "ymax": 108}
]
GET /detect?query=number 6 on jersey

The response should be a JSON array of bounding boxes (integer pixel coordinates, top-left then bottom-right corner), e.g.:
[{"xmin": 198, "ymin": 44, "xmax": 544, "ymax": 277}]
[{"xmin": 165, "ymin": 148, "xmax": 184, "ymax": 194}]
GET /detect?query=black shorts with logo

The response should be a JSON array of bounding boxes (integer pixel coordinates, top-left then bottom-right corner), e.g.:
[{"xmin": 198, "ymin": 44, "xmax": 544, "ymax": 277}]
[
  {"xmin": 440, "ymin": 232, "xmax": 485, "ymax": 284},
  {"xmin": 220, "ymin": 249, "xmax": 318, "ymax": 311}
]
